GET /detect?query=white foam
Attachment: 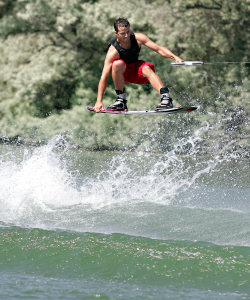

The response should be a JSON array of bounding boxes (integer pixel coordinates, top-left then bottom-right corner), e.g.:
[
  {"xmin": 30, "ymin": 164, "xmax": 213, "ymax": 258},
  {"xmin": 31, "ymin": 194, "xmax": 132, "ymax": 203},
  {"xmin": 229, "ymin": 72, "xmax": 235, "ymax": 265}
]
[
  {"xmin": 0, "ymin": 141, "xmax": 82, "ymax": 221},
  {"xmin": 0, "ymin": 132, "xmax": 215, "ymax": 216},
  {"xmin": 0, "ymin": 131, "xmax": 247, "ymax": 236}
]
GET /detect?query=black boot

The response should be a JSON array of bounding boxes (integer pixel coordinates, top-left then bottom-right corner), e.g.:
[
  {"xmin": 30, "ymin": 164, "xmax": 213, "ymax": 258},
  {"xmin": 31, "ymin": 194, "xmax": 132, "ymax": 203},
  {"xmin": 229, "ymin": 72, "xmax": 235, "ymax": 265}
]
[
  {"xmin": 107, "ymin": 89, "xmax": 128, "ymax": 111},
  {"xmin": 156, "ymin": 87, "xmax": 173, "ymax": 110}
]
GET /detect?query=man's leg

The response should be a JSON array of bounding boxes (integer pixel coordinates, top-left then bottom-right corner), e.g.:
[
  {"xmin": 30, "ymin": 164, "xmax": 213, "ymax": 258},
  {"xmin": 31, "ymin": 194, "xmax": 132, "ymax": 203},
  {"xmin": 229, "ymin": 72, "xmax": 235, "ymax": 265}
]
[
  {"xmin": 142, "ymin": 65, "xmax": 173, "ymax": 109},
  {"xmin": 107, "ymin": 60, "xmax": 127, "ymax": 110},
  {"xmin": 141, "ymin": 65, "xmax": 163, "ymax": 93},
  {"xmin": 112, "ymin": 60, "xmax": 126, "ymax": 92}
]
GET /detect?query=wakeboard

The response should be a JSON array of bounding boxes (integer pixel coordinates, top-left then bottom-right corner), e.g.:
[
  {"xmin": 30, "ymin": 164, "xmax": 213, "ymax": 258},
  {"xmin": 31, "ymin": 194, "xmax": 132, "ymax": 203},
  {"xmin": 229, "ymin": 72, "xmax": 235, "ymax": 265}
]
[{"xmin": 87, "ymin": 106, "xmax": 197, "ymax": 115}]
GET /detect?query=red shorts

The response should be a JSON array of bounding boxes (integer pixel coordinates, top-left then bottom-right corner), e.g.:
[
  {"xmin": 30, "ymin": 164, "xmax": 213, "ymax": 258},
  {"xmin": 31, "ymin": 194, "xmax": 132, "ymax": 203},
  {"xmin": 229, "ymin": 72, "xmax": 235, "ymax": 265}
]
[{"xmin": 115, "ymin": 60, "xmax": 155, "ymax": 84}]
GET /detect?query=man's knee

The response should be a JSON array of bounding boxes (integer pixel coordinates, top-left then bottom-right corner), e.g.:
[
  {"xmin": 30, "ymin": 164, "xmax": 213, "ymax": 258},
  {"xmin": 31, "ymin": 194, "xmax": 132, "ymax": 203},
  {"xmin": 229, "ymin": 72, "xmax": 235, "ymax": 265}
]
[
  {"xmin": 112, "ymin": 60, "xmax": 126, "ymax": 72},
  {"xmin": 142, "ymin": 65, "xmax": 154, "ymax": 77}
]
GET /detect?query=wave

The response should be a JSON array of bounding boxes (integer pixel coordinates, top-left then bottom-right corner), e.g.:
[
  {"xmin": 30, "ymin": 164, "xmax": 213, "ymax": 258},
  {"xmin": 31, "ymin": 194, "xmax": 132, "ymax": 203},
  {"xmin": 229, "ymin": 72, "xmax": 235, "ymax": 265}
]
[{"xmin": 0, "ymin": 227, "xmax": 249, "ymax": 296}]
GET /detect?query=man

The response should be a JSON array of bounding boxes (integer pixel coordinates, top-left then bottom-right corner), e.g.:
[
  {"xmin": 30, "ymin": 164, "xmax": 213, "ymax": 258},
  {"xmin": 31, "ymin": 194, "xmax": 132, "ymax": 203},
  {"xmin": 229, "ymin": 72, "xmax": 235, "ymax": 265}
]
[{"xmin": 94, "ymin": 18, "xmax": 184, "ymax": 112}]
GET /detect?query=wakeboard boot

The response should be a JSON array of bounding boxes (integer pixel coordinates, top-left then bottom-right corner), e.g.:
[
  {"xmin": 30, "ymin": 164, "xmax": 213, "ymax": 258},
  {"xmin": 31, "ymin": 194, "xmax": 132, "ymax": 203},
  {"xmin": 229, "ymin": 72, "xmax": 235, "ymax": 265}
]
[
  {"xmin": 107, "ymin": 89, "xmax": 128, "ymax": 111},
  {"xmin": 156, "ymin": 87, "xmax": 173, "ymax": 110}
]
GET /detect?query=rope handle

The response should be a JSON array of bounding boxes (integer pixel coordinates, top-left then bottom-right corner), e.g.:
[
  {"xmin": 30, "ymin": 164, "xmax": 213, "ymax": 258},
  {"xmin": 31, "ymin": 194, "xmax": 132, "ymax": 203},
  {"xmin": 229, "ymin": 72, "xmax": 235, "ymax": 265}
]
[{"xmin": 171, "ymin": 61, "xmax": 250, "ymax": 66}]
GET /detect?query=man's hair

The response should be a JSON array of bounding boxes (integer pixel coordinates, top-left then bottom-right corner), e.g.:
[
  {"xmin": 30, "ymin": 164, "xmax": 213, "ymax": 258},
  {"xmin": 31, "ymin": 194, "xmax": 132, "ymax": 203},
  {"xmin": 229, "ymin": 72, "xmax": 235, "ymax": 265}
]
[{"xmin": 114, "ymin": 18, "xmax": 130, "ymax": 32}]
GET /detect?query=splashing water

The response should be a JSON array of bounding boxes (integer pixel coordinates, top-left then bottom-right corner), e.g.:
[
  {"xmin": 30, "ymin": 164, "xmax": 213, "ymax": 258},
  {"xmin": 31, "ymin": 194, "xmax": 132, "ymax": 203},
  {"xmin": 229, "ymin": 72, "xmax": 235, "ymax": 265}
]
[{"xmin": 0, "ymin": 129, "xmax": 249, "ymax": 246}]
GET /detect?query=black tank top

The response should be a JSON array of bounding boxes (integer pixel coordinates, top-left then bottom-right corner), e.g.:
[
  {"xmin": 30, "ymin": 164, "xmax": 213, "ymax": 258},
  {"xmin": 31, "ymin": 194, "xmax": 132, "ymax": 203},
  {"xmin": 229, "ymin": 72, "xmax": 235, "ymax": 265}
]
[{"xmin": 110, "ymin": 32, "xmax": 140, "ymax": 64}]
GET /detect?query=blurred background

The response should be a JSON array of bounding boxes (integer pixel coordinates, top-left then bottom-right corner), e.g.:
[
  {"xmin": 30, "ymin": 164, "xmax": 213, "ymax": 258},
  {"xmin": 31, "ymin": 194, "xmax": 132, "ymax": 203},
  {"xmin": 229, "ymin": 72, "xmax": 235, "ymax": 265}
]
[{"xmin": 0, "ymin": 0, "xmax": 249, "ymax": 156}]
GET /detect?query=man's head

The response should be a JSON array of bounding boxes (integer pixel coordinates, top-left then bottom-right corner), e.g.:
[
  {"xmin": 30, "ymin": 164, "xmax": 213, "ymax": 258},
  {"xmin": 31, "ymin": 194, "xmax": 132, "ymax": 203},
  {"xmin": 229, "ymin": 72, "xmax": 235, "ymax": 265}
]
[
  {"xmin": 114, "ymin": 18, "xmax": 131, "ymax": 42},
  {"xmin": 114, "ymin": 18, "xmax": 130, "ymax": 33}
]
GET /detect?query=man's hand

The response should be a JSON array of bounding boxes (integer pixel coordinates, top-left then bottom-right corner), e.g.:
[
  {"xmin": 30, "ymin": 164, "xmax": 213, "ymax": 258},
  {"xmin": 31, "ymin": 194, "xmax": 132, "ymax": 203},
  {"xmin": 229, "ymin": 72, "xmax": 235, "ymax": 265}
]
[
  {"xmin": 94, "ymin": 101, "xmax": 104, "ymax": 113},
  {"xmin": 174, "ymin": 56, "xmax": 184, "ymax": 63}
]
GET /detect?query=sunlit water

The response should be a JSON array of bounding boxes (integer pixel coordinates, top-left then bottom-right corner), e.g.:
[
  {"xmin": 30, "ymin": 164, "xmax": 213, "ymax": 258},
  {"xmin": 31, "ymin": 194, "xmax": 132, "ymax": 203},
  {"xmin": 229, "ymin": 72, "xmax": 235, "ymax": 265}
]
[{"xmin": 0, "ymin": 135, "xmax": 249, "ymax": 299}]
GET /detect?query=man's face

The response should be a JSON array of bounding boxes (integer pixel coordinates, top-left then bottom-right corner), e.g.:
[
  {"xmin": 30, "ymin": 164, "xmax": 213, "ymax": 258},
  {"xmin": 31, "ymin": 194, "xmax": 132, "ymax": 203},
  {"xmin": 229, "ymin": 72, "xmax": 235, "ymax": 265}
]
[{"xmin": 116, "ymin": 26, "xmax": 131, "ymax": 42}]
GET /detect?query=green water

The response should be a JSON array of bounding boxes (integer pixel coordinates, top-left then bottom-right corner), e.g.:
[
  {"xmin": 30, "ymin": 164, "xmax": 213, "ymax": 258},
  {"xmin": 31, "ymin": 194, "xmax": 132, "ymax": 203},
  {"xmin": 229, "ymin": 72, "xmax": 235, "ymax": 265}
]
[
  {"xmin": 0, "ymin": 142, "xmax": 249, "ymax": 299},
  {"xmin": 0, "ymin": 228, "xmax": 249, "ymax": 299}
]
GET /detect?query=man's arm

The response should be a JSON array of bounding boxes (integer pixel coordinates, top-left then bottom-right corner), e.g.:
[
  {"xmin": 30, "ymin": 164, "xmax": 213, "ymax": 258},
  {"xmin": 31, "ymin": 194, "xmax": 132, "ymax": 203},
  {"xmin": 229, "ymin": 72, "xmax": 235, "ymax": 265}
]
[
  {"xmin": 94, "ymin": 46, "xmax": 119, "ymax": 112},
  {"xmin": 135, "ymin": 33, "xmax": 184, "ymax": 62}
]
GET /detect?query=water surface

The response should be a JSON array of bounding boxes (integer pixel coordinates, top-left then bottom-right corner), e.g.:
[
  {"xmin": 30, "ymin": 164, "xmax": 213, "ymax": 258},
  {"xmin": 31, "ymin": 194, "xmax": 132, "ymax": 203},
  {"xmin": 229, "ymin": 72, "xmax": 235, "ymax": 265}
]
[{"xmin": 0, "ymin": 141, "xmax": 249, "ymax": 299}]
